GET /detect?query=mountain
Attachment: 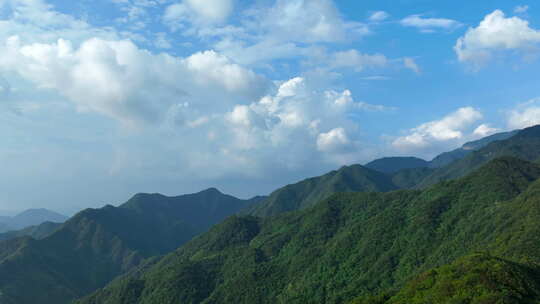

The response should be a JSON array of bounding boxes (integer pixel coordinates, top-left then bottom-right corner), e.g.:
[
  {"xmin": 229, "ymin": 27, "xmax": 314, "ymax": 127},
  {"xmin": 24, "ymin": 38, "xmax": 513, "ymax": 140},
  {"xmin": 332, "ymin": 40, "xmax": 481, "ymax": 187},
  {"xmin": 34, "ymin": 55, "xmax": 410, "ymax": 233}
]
[
  {"xmin": 418, "ymin": 125, "xmax": 540, "ymax": 187},
  {"xmin": 0, "ymin": 188, "xmax": 254, "ymax": 304},
  {"xmin": 77, "ymin": 157, "xmax": 540, "ymax": 304},
  {"xmin": 362, "ymin": 130, "xmax": 519, "ymax": 177},
  {"xmin": 361, "ymin": 130, "xmax": 521, "ymax": 190},
  {"xmin": 248, "ymin": 128, "xmax": 534, "ymax": 218},
  {"xmin": 365, "ymin": 157, "xmax": 429, "ymax": 174},
  {"xmin": 0, "ymin": 208, "xmax": 68, "ymax": 231},
  {"xmin": 429, "ymin": 129, "xmax": 519, "ymax": 168},
  {"xmin": 246, "ymin": 164, "xmax": 398, "ymax": 217},
  {"xmin": 0, "ymin": 221, "xmax": 61, "ymax": 242}
]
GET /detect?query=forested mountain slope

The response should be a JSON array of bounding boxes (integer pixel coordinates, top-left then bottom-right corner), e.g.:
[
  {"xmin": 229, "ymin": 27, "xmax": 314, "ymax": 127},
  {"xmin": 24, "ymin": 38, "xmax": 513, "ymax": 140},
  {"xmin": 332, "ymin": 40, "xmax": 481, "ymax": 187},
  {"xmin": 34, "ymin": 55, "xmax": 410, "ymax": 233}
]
[
  {"xmin": 0, "ymin": 188, "xmax": 253, "ymax": 304},
  {"xmin": 78, "ymin": 157, "xmax": 540, "ymax": 304},
  {"xmin": 246, "ymin": 164, "xmax": 398, "ymax": 217}
]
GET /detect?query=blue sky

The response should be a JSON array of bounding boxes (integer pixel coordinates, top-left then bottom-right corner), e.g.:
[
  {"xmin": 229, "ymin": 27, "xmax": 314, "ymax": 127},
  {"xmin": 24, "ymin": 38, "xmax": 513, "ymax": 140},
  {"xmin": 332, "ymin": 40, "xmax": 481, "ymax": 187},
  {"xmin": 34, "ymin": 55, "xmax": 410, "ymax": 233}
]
[{"xmin": 1, "ymin": 0, "xmax": 539, "ymax": 214}]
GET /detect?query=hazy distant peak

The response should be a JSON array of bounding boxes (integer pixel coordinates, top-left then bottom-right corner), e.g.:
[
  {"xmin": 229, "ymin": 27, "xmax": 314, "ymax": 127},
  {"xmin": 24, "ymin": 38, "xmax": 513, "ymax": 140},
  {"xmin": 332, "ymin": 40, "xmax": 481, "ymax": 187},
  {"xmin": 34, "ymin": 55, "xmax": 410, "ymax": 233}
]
[{"xmin": 199, "ymin": 187, "xmax": 223, "ymax": 195}]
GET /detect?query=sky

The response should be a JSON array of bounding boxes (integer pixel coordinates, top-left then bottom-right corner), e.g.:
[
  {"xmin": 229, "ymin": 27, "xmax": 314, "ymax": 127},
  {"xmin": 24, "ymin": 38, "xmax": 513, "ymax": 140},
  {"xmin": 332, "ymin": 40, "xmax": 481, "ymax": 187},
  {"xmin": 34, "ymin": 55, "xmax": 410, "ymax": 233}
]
[{"xmin": 1, "ymin": 0, "xmax": 540, "ymax": 214}]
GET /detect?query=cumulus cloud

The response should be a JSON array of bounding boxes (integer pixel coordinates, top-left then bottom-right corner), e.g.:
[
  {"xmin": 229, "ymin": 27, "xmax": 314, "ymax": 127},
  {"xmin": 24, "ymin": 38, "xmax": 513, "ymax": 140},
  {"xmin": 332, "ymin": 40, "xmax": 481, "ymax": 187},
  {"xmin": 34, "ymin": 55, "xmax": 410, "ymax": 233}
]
[
  {"xmin": 473, "ymin": 124, "xmax": 499, "ymax": 137},
  {"xmin": 0, "ymin": 36, "xmax": 267, "ymax": 126},
  {"xmin": 392, "ymin": 107, "xmax": 484, "ymax": 153},
  {"xmin": 219, "ymin": 77, "xmax": 391, "ymax": 166},
  {"xmin": 400, "ymin": 15, "xmax": 461, "ymax": 32},
  {"xmin": 508, "ymin": 98, "xmax": 540, "ymax": 129},
  {"xmin": 455, "ymin": 10, "xmax": 540, "ymax": 66},
  {"xmin": 212, "ymin": 0, "xmax": 370, "ymax": 66},
  {"xmin": 259, "ymin": 0, "xmax": 369, "ymax": 43},
  {"xmin": 368, "ymin": 11, "xmax": 390, "ymax": 22},
  {"xmin": 317, "ymin": 128, "xmax": 350, "ymax": 152}
]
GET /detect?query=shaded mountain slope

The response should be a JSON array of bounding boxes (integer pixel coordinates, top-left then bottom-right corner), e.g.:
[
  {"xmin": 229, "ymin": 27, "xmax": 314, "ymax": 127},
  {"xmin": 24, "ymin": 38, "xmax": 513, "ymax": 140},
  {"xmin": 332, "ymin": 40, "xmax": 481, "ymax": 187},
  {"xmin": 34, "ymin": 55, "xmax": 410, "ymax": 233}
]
[
  {"xmin": 365, "ymin": 157, "xmax": 429, "ymax": 174},
  {"xmin": 0, "ymin": 188, "xmax": 253, "ymax": 304},
  {"xmin": 246, "ymin": 164, "xmax": 398, "ymax": 217},
  {"xmin": 78, "ymin": 157, "xmax": 540, "ymax": 304}
]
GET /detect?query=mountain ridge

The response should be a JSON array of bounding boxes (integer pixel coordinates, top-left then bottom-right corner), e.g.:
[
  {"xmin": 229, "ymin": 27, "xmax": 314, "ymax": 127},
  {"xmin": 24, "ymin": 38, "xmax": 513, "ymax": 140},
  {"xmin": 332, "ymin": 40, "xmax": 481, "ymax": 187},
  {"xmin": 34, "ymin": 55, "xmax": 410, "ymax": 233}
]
[
  {"xmin": 0, "ymin": 188, "xmax": 255, "ymax": 304},
  {"xmin": 77, "ymin": 156, "xmax": 540, "ymax": 304},
  {"xmin": 245, "ymin": 164, "xmax": 398, "ymax": 217}
]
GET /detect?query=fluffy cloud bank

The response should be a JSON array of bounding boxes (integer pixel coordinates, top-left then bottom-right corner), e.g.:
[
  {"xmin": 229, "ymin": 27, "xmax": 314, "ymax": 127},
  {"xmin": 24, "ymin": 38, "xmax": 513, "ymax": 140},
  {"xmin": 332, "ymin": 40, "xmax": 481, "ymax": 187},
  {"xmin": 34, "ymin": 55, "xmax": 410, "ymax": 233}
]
[
  {"xmin": 223, "ymin": 77, "xmax": 380, "ymax": 157},
  {"xmin": 455, "ymin": 10, "xmax": 540, "ymax": 66},
  {"xmin": 0, "ymin": 36, "xmax": 266, "ymax": 126},
  {"xmin": 508, "ymin": 98, "xmax": 540, "ymax": 129},
  {"xmin": 392, "ymin": 107, "xmax": 490, "ymax": 155}
]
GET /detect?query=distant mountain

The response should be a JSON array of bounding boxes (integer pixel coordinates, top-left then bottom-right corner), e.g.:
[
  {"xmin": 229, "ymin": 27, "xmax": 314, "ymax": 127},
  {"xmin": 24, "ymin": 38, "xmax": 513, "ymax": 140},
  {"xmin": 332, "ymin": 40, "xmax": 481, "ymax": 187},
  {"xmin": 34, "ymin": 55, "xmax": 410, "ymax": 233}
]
[
  {"xmin": 0, "ymin": 188, "xmax": 254, "ymax": 304},
  {"xmin": 0, "ymin": 208, "xmax": 68, "ymax": 231},
  {"xmin": 246, "ymin": 164, "xmax": 398, "ymax": 217},
  {"xmin": 365, "ymin": 157, "xmax": 429, "ymax": 174},
  {"xmin": 77, "ymin": 157, "xmax": 540, "ymax": 304},
  {"xmin": 429, "ymin": 129, "xmax": 519, "ymax": 168},
  {"xmin": 0, "ymin": 221, "xmax": 62, "ymax": 242},
  {"xmin": 361, "ymin": 130, "xmax": 519, "ymax": 188},
  {"xmin": 418, "ymin": 125, "xmax": 540, "ymax": 187}
]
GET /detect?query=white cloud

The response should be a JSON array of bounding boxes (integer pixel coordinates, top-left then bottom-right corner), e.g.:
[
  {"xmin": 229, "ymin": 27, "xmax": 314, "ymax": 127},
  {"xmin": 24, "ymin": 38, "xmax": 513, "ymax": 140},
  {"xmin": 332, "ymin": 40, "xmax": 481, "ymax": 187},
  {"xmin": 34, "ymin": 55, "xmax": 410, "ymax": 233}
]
[
  {"xmin": 403, "ymin": 57, "xmax": 421, "ymax": 74},
  {"xmin": 514, "ymin": 5, "xmax": 529, "ymax": 14},
  {"xmin": 455, "ymin": 10, "xmax": 540, "ymax": 66},
  {"xmin": 473, "ymin": 124, "xmax": 499, "ymax": 137},
  {"xmin": 0, "ymin": 36, "xmax": 267, "ymax": 126},
  {"xmin": 219, "ymin": 77, "xmax": 389, "ymax": 165},
  {"xmin": 211, "ymin": 0, "xmax": 371, "ymax": 66},
  {"xmin": 163, "ymin": 0, "xmax": 234, "ymax": 29},
  {"xmin": 369, "ymin": 11, "xmax": 390, "ymax": 22},
  {"xmin": 258, "ymin": 0, "xmax": 369, "ymax": 43},
  {"xmin": 317, "ymin": 128, "xmax": 350, "ymax": 152},
  {"xmin": 401, "ymin": 15, "xmax": 461, "ymax": 32},
  {"xmin": 392, "ymin": 107, "xmax": 484, "ymax": 153},
  {"xmin": 508, "ymin": 98, "xmax": 540, "ymax": 129},
  {"xmin": 185, "ymin": 0, "xmax": 234, "ymax": 22},
  {"xmin": 324, "ymin": 89, "xmax": 394, "ymax": 112}
]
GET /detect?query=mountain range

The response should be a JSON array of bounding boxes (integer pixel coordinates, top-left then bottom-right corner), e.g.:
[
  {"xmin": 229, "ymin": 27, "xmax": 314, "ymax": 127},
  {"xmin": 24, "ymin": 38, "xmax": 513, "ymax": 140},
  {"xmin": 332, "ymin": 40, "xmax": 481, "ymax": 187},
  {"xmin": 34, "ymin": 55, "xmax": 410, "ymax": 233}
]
[
  {"xmin": 1, "ymin": 125, "xmax": 540, "ymax": 303},
  {"xmin": 0, "ymin": 188, "xmax": 258, "ymax": 304},
  {"xmin": 77, "ymin": 156, "xmax": 540, "ymax": 303}
]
